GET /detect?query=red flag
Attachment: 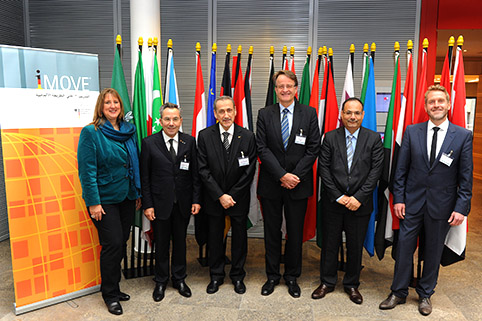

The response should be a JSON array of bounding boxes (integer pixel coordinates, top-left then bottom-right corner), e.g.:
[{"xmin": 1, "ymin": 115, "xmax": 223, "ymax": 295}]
[
  {"xmin": 440, "ymin": 40, "xmax": 453, "ymax": 94},
  {"xmin": 318, "ymin": 55, "xmax": 328, "ymax": 134},
  {"xmin": 192, "ymin": 50, "xmax": 206, "ymax": 139},
  {"xmin": 323, "ymin": 61, "xmax": 339, "ymax": 133},
  {"xmin": 403, "ymin": 50, "xmax": 414, "ymax": 129},
  {"xmin": 413, "ymin": 42, "xmax": 429, "ymax": 124},
  {"xmin": 233, "ymin": 52, "xmax": 247, "ymax": 127},
  {"xmin": 231, "ymin": 55, "xmax": 238, "ymax": 97},
  {"xmin": 450, "ymin": 44, "xmax": 466, "ymax": 128},
  {"xmin": 309, "ymin": 57, "xmax": 320, "ymax": 110}
]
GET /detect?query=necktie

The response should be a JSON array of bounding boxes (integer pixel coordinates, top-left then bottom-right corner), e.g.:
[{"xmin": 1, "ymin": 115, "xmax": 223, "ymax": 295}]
[
  {"xmin": 430, "ymin": 127, "xmax": 440, "ymax": 166},
  {"xmin": 347, "ymin": 134, "xmax": 354, "ymax": 172},
  {"xmin": 281, "ymin": 108, "xmax": 289, "ymax": 150},
  {"xmin": 222, "ymin": 132, "xmax": 230, "ymax": 150},
  {"xmin": 169, "ymin": 138, "xmax": 176, "ymax": 162}
]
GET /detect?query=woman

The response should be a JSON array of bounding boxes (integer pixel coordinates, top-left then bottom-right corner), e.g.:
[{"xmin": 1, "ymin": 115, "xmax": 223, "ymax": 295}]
[{"xmin": 77, "ymin": 88, "xmax": 141, "ymax": 315}]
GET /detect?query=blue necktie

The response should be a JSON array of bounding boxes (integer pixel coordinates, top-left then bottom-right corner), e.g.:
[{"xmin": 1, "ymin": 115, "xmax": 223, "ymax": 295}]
[
  {"xmin": 281, "ymin": 108, "xmax": 289, "ymax": 150},
  {"xmin": 347, "ymin": 134, "xmax": 354, "ymax": 172}
]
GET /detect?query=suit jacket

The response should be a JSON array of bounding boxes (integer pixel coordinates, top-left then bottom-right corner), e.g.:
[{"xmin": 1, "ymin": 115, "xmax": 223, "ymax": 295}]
[
  {"xmin": 197, "ymin": 124, "xmax": 257, "ymax": 217},
  {"xmin": 319, "ymin": 126, "xmax": 384, "ymax": 216},
  {"xmin": 256, "ymin": 102, "xmax": 320, "ymax": 200},
  {"xmin": 393, "ymin": 121, "xmax": 473, "ymax": 220},
  {"xmin": 140, "ymin": 131, "xmax": 201, "ymax": 220},
  {"xmin": 78, "ymin": 124, "xmax": 139, "ymax": 207}
]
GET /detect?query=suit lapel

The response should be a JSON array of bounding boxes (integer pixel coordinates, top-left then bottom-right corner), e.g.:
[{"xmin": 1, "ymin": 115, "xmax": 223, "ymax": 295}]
[
  {"xmin": 335, "ymin": 127, "xmax": 349, "ymax": 173},
  {"xmin": 351, "ymin": 127, "xmax": 365, "ymax": 169},
  {"xmin": 271, "ymin": 105, "xmax": 284, "ymax": 148},
  {"xmin": 287, "ymin": 103, "xmax": 303, "ymax": 149},
  {"xmin": 210, "ymin": 124, "xmax": 226, "ymax": 173},
  {"xmin": 155, "ymin": 130, "xmax": 173, "ymax": 162},
  {"xmin": 417, "ymin": 122, "xmax": 430, "ymax": 169},
  {"xmin": 433, "ymin": 122, "xmax": 456, "ymax": 168},
  {"xmin": 226, "ymin": 125, "xmax": 242, "ymax": 175},
  {"xmin": 176, "ymin": 132, "xmax": 188, "ymax": 163}
]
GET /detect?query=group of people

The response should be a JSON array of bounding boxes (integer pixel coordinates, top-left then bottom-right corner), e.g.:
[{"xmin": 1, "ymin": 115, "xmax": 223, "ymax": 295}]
[{"xmin": 77, "ymin": 70, "xmax": 472, "ymax": 316}]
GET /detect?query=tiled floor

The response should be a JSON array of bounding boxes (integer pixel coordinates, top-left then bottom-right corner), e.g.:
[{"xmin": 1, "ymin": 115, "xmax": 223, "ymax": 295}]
[{"xmin": 1, "ymin": 181, "xmax": 482, "ymax": 320}]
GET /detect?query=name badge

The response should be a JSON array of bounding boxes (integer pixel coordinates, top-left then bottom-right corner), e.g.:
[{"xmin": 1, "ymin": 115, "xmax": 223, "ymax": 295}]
[
  {"xmin": 180, "ymin": 161, "xmax": 190, "ymax": 170},
  {"xmin": 439, "ymin": 151, "xmax": 453, "ymax": 167},
  {"xmin": 238, "ymin": 151, "xmax": 249, "ymax": 167},
  {"xmin": 295, "ymin": 129, "xmax": 306, "ymax": 145}
]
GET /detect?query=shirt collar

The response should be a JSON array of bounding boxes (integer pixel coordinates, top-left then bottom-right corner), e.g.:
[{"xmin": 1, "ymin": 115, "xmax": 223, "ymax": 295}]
[
  {"xmin": 219, "ymin": 123, "xmax": 234, "ymax": 136},
  {"xmin": 344, "ymin": 127, "xmax": 360, "ymax": 140},
  {"xmin": 162, "ymin": 130, "xmax": 179, "ymax": 144},
  {"xmin": 428, "ymin": 118, "xmax": 449, "ymax": 132},
  {"xmin": 279, "ymin": 101, "xmax": 295, "ymax": 114}
]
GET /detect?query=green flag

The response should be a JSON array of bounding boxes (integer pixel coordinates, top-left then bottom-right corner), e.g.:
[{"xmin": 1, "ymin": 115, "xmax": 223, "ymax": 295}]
[
  {"xmin": 111, "ymin": 46, "xmax": 132, "ymax": 122},
  {"xmin": 152, "ymin": 51, "xmax": 163, "ymax": 134},
  {"xmin": 298, "ymin": 54, "xmax": 311, "ymax": 105},
  {"xmin": 132, "ymin": 49, "xmax": 147, "ymax": 148},
  {"xmin": 360, "ymin": 52, "xmax": 369, "ymax": 103}
]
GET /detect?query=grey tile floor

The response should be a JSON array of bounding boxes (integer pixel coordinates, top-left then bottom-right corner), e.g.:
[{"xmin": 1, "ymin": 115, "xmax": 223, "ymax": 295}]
[{"xmin": 1, "ymin": 181, "xmax": 482, "ymax": 320}]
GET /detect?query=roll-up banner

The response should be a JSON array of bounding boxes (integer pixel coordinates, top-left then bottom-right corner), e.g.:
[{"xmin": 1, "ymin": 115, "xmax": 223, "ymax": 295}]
[{"xmin": 0, "ymin": 45, "xmax": 100, "ymax": 315}]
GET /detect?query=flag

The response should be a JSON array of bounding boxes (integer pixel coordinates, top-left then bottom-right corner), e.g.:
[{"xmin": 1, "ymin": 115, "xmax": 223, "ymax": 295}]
[
  {"xmin": 192, "ymin": 48, "xmax": 206, "ymax": 139},
  {"xmin": 231, "ymin": 55, "xmax": 238, "ymax": 97},
  {"xmin": 220, "ymin": 46, "xmax": 231, "ymax": 97},
  {"xmin": 164, "ymin": 43, "xmax": 180, "ymax": 106},
  {"xmin": 144, "ymin": 45, "xmax": 154, "ymax": 136},
  {"xmin": 298, "ymin": 50, "xmax": 311, "ymax": 105},
  {"xmin": 403, "ymin": 46, "xmax": 414, "ymax": 129},
  {"xmin": 360, "ymin": 45, "xmax": 369, "ymax": 103},
  {"xmin": 233, "ymin": 50, "xmax": 247, "ymax": 128},
  {"xmin": 207, "ymin": 47, "xmax": 217, "ymax": 127},
  {"xmin": 323, "ymin": 60, "xmax": 339, "ymax": 133},
  {"xmin": 133, "ymin": 47, "xmax": 147, "ymax": 148},
  {"xmin": 440, "ymin": 36, "xmax": 454, "ymax": 94},
  {"xmin": 111, "ymin": 41, "xmax": 132, "ymax": 123},
  {"xmin": 265, "ymin": 48, "xmax": 276, "ymax": 106},
  {"xmin": 341, "ymin": 48, "xmax": 355, "ymax": 107},
  {"xmin": 318, "ymin": 55, "xmax": 329, "ymax": 135},
  {"xmin": 413, "ymin": 40, "xmax": 429, "ymax": 124},
  {"xmin": 308, "ymin": 52, "xmax": 320, "ymax": 110},
  {"xmin": 282, "ymin": 45, "xmax": 288, "ymax": 70},
  {"xmin": 152, "ymin": 46, "xmax": 163, "ymax": 134},
  {"xmin": 375, "ymin": 47, "xmax": 402, "ymax": 260},
  {"xmin": 360, "ymin": 56, "xmax": 377, "ymax": 257},
  {"xmin": 244, "ymin": 47, "xmax": 254, "ymax": 131},
  {"xmin": 442, "ymin": 37, "xmax": 467, "ymax": 266}
]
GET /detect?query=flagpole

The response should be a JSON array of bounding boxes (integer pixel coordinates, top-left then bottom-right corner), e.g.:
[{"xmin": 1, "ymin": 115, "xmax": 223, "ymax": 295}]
[
  {"xmin": 447, "ymin": 36, "xmax": 455, "ymax": 72},
  {"xmin": 350, "ymin": 44, "xmax": 355, "ymax": 79},
  {"xmin": 265, "ymin": 46, "xmax": 276, "ymax": 106},
  {"xmin": 370, "ymin": 42, "xmax": 376, "ymax": 66},
  {"xmin": 317, "ymin": 46, "xmax": 322, "ymax": 74},
  {"xmin": 290, "ymin": 46, "xmax": 295, "ymax": 72},
  {"xmin": 328, "ymin": 47, "xmax": 334, "ymax": 77},
  {"xmin": 163, "ymin": 39, "xmax": 172, "ymax": 100},
  {"xmin": 282, "ymin": 45, "xmax": 287, "ymax": 70},
  {"xmin": 116, "ymin": 35, "xmax": 122, "ymax": 59}
]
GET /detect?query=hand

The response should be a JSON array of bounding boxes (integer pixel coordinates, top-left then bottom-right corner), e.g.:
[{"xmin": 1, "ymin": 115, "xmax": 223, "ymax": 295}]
[
  {"xmin": 191, "ymin": 204, "xmax": 201, "ymax": 215},
  {"xmin": 337, "ymin": 195, "xmax": 350, "ymax": 206},
  {"xmin": 394, "ymin": 203, "xmax": 405, "ymax": 219},
  {"xmin": 448, "ymin": 211, "xmax": 465, "ymax": 226},
  {"xmin": 280, "ymin": 173, "xmax": 300, "ymax": 189},
  {"xmin": 219, "ymin": 194, "xmax": 236, "ymax": 209},
  {"xmin": 345, "ymin": 196, "xmax": 361, "ymax": 211},
  {"xmin": 135, "ymin": 198, "xmax": 142, "ymax": 210},
  {"xmin": 89, "ymin": 204, "xmax": 105, "ymax": 221},
  {"xmin": 144, "ymin": 207, "xmax": 155, "ymax": 221}
]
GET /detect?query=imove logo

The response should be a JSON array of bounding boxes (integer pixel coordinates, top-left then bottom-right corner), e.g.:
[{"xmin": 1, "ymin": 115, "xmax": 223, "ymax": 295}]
[{"xmin": 36, "ymin": 70, "xmax": 91, "ymax": 90}]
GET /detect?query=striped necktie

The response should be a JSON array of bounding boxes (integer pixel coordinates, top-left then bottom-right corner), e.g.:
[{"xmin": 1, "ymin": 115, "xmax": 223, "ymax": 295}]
[
  {"xmin": 347, "ymin": 134, "xmax": 354, "ymax": 172},
  {"xmin": 281, "ymin": 108, "xmax": 289, "ymax": 150},
  {"xmin": 222, "ymin": 132, "xmax": 230, "ymax": 150}
]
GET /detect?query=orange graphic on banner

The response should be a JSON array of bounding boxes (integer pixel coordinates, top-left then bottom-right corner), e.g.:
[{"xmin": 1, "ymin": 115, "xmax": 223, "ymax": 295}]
[{"xmin": 2, "ymin": 128, "xmax": 101, "ymax": 308}]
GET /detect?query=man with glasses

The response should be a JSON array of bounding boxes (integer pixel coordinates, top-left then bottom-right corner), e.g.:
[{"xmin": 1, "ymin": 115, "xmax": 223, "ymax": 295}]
[
  {"xmin": 312, "ymin": 97, "xmax": 383, "ymax": 304},
  {"xmin": 256, "ymin": 70, "xmax": 320, "ymax": 298}
]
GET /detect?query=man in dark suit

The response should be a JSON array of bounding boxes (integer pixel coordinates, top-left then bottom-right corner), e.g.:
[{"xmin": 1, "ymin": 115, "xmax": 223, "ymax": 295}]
[
  {"xmin": 312, "ymin": 97, "xmax": 383, "ymax": 304},
  {"xmin": 198, "ymin": 96, "xmax": 256, "ymax": 295},
  {"xmin": 379, "ymin": 85, "xmax": 473, "ymax": 316},
  {"xmin": 140, "ymin": 103, "xmax": 201, "ymax": 302},
  {"xmin": 256, "ymin": 70, "xmax": 320, "ymax": 298}
]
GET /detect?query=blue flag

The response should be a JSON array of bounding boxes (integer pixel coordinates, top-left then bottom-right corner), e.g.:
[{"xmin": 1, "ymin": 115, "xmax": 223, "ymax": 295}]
[
  {"xmin": 361, "ymin": 56, "xmax": 377, "ymax": 257},
  {"xmin": 207, "ymin": 50, "xmax": 216, "ymax": 127}
]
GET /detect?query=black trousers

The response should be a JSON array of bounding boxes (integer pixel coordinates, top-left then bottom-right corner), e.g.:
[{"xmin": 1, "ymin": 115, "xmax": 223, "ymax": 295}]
[
  {"xmin": 261, "ymin": 194, "xmax": 307, "ymax": 282},
  {"xmin": 90, "ymin": 198, "xmax": 135, "ymax": 304},
  {"xmin": 152, "ymin": 203, "xmax": 190, "ymax": 286},
  {"xmin": 320, "ymin": 208, "xmax": 371, "ymax": 288},
  {"xmin": 208, "ymin": 213, "xmax": 248, "ymax": 282},
  {"xmin": 391, "ymin": 205, "xmax": 451, "ymax": 298}
]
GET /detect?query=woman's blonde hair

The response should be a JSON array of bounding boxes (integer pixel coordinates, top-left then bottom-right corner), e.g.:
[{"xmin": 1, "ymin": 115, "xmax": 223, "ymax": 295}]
[{"xmin": 91, "ymin": 88, "xmax": 125, "ymax": 129}]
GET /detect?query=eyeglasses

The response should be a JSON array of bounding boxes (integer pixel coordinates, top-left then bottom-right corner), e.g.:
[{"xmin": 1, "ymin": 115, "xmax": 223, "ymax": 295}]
[
  {"xmin": 276, "ymin": 84, "xmax": 296, "ymax": 90},
  {"xmin": 343, "ymin": 111, "xmax": 363, "ymax": 116}
]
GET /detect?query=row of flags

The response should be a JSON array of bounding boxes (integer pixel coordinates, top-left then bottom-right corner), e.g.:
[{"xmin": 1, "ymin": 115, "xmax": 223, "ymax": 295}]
[
  {"xmin": 375, "ymin": 36, "xmax": 468, "ymax": 266},
  {"xmin": 111, "ymin": 35, "xmax": 468, "ymax": 265}
]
